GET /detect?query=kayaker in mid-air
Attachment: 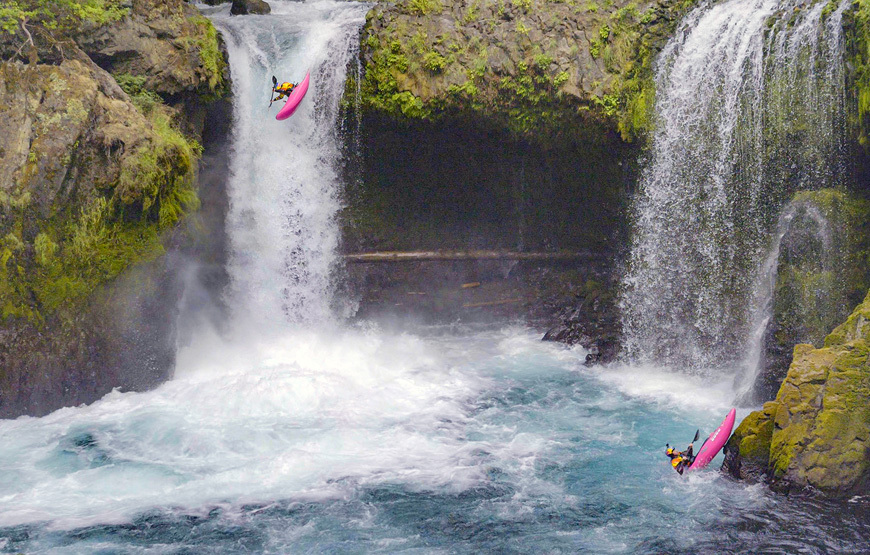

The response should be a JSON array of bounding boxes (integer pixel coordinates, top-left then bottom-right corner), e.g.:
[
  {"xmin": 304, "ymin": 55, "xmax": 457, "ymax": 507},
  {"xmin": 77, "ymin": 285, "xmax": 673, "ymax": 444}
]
[
  {"xmin": 270, "ymin": 76, "xmax": 297, "ymax": 105},
  {"xmin": 665, "ymin": 429, "xmax": 699, "ymax": 475}
]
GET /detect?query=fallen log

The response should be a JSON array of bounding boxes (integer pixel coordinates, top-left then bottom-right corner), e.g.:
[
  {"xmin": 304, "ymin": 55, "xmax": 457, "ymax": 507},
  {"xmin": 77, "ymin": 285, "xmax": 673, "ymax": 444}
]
[{"xmin": 342, "ymin": 251, "xmax": 601, "ymax": 263}]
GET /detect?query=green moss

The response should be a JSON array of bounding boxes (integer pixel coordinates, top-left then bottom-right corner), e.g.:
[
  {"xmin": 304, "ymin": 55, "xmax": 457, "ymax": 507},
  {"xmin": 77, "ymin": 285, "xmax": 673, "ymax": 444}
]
[
  {"xmin": 1, "ymin": 0, "xmax": 129, "ymax": 41},
  {"xmin": 824, "ymin": 289, "xmax": 870, "ymax": 347},
  {"xmin": 0, "ymin": 99, "xmax": 201, "ymax": 325},
  {"xmin": 845, "ymin": 0, "xmax": 870, "ymax": 149},
  {"xmin": 406, "ymin": 0, "xmax": 443, "ymax": 16},
  {"xmin": 356, "ymin": 0, "xmax": 699, "ymax": 141},
  {"xmin": 191, "ymin": 15, "xmax": 228, "ymax": 94},
  {"xmin": 114, "ymin": 73, "xmax": 163, "ymax": 113},
  {"xmin": 117, "ymin": 108, "xmax": 201, "ymax": 227},
  {"xmin": 731, "ymin": 405, "xmax": 776, "ymax": 465},
  {"xmin": 513, "ymin": 0, "xmax": 532, "ymax": 12},
  {"xmin": 422, "ymin": 50, "xmax": 448, "ymax": 72}
]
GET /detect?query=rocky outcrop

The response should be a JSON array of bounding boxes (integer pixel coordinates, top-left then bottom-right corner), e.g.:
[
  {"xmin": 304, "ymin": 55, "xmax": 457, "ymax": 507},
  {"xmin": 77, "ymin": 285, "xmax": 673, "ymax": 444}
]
[
  {"xmin": 0, "ymin": 0, "xmax": 229, "ymax": 417},
  {"xmin": 0, "ymin": 57, "xmax": 199, "ymax": 417},
  {"xmin": 75, "ymin": 0, "xmax": 228, "ymax": 98},
  {"xmin": 231, "ymin": 0, "xmax": 272, "ymax": 16},
  {"xmin": 725, "ymin": 290, "xmax": 870, "ymax": 496},
  {"xmin": 541, "ymin": 277, "xmax": 620, "ymax": 363},
  {"xmin": 355, "ymin": 0, "xmax": 699, "ymax": 140}
]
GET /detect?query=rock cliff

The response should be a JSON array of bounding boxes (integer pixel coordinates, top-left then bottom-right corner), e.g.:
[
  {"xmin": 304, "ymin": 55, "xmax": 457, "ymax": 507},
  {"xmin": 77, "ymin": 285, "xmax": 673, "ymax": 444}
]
[
  {"xmin": 0, "ymin": 0, "xmax": 228, "ymax": 417},
  {"xmin": 725, "ymin": 290, "xmax": 870, "ymax": 496}
]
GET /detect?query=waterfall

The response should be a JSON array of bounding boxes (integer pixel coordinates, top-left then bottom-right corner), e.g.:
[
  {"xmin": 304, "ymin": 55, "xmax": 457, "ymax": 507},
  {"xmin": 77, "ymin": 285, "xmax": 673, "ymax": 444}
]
[
  {"xmin": 620, "ymin": 0, "xmax": 850, "ymax": 374},
  {"xmin": 734, "ymin": 200, "xmax": 832, "ymax": 400},
  {"xmin": 209, "ymin": 0, "xmax": 369, "ymax": 330}
]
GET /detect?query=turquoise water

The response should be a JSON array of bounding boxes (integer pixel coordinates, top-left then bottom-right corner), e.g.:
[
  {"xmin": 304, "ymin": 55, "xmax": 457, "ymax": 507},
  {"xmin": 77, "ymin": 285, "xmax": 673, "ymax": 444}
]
[{"xmin": 1, "ymin": 325, "xmax": 867, "ymax": 553}]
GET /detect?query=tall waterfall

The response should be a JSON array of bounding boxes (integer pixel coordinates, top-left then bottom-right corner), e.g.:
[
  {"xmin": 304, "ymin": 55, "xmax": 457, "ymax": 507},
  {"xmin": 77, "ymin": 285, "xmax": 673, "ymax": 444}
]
[
  {"xmin": 620, "ymin": 0, "xmax": 850, "ymax": 373},
  {"xmin": 210, "ymin": 1, "xmax": 368, "ymax": 330}
]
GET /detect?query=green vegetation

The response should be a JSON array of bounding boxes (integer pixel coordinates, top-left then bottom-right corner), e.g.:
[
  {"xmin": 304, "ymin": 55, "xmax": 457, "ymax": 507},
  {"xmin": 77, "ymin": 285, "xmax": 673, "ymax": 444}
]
[
  {"xmin": 422, "ymin": 50, "xmax": 448, "ymax": 72},
  {"xmin": 117, "ymin": 108, "xmax": 202, "ymax": 228},
  {"xmin": 191, "ymin": 15, "xmax": 227, "ymax": 93},
  {"xmin": 0, "ymin": 91, "xmax": 201, "ymax": 325},
  {"xmin": 406, "ymin": 0, "xmax": 444, "ymax": 16},
  {"xmin": 845, "ymin": 0, "xmax": 870, "ymax": 148},
  {"xmin": 115, "ymin": 73, "xmax": 163, "ymax": 113},
  {"xmin": 1, "ymin": 0, "xmax": 129, "ymax": 61},
  {"xmin": 356, "ymin": 0, "xmax": 701, "ymax": 142}
]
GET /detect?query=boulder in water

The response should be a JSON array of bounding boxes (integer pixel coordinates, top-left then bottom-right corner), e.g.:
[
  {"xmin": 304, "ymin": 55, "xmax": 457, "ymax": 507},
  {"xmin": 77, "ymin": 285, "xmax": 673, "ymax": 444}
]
[
  {"xmin": 727, "ymin": 290, "xmax": 870, "ymax": 496},
  {"xmin": 231, "ymin": 0, "xmax": 271, "ymax": 15}
]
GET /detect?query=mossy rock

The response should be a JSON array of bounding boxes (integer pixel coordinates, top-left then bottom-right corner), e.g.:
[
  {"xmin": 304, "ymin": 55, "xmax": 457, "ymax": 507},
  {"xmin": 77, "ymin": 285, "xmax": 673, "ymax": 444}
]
[
  {"xmin": 353, "ymin": 0, "xmax": 700, "ymax": 143},
  {"xmin": 723, "ymin": 401, "xmax": 778, "ymax": 482},
  {"xmin": 0, "ymin": 59, "xmax": 201, "ymax": 325},
  {"xmin": 731, "ymin": 290, "xmax": 870, "ymax": 496}
]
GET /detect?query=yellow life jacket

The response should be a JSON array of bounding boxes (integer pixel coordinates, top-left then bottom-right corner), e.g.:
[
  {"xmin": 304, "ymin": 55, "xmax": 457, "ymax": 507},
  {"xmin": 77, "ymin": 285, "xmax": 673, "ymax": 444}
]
[{"xmin": 671, "ymin": 455, "xmax": 683, "ymax": 468}]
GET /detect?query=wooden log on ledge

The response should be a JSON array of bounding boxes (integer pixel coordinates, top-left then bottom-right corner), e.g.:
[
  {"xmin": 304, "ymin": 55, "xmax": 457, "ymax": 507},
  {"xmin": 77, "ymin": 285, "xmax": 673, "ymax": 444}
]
[{"xmin": 342, "ymin": 250, "xmax": 601, "ymax": 263}]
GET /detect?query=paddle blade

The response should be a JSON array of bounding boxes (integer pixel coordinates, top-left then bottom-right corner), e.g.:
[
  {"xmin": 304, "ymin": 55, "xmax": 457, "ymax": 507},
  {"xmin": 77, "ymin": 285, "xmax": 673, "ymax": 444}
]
[{"xmin": 693, "ymin": 429, "xmax": 700, "ymax": 443}]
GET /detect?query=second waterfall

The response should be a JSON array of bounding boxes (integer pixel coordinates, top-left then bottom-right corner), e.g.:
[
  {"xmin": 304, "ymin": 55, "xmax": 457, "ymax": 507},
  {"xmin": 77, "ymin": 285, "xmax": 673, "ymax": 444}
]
[{"xmin": 620, "ymin": 0, "xmax": 850, "ymax": 373}]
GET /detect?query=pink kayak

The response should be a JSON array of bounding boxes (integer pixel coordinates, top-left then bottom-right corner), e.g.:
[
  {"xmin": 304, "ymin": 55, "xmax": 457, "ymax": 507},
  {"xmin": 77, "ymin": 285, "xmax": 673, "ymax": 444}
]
[
  {"xmin": 689, "ymin": 408, "xmax": 736, "ymax": 470},
  {"xmin": 276, "ymin": 71, "xmax": 310, "ymax": 121}
]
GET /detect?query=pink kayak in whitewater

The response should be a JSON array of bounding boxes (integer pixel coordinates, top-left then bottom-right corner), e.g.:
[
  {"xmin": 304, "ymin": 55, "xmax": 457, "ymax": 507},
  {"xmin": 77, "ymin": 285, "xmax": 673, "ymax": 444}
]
[
  {"xmin": 665, "ymin": 408, "xmax": 736, "ymax": 474},
  {"xmin": 270, "ymin": 72, "xmax": 310, "ymax": 120}
]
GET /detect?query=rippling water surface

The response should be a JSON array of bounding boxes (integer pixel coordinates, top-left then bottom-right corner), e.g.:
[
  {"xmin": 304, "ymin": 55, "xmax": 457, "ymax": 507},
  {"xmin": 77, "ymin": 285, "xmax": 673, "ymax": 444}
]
[{"xmin": 2, "ymin": 325, "xmax": 868, "ymax": 553}]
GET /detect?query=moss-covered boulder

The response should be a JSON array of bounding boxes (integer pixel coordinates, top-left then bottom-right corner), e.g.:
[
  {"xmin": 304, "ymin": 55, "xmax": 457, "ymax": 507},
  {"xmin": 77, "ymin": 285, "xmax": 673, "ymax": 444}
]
[
  {"xmin": 231, "ymin": 0, "xmax": 272, "ymax": 16},
  {"xmin": 728, "ymin": 291, "xmax": 870, "ymax": 496},
  {"xmin": 71, "ymin": 0, "xmax": 227, "ymax": 98},
  {"xmin": 723, "ymin": 401, "xmax": 778, "ymax": 482},
  {"xmin": 356, "ymin": 0, "xmax": 698, "ymax": 141},
  {"xmin": 0, "ymin": 56, "xmax": 207, "ymax": 417}
]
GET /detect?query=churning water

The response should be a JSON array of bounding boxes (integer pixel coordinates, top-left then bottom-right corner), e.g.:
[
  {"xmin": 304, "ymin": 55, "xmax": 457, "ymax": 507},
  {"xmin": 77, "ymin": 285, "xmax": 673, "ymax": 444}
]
[
  {"xmin": 3, "ymin": 325, "xmax": 870, "ymax": 553},
  {"xmin": 1, "ymin": 0, "xmax": 869, "ymax": 552}
]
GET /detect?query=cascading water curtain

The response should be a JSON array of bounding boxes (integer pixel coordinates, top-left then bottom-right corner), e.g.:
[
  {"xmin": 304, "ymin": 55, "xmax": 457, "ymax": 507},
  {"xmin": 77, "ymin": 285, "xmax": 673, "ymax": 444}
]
[
  {"xmin": 212, "ymin": 2, "xmax": 369, "ymax": 330},
  {"xmin": 620, "ymin": 0, "xmax": 851, "ymax": 374}
]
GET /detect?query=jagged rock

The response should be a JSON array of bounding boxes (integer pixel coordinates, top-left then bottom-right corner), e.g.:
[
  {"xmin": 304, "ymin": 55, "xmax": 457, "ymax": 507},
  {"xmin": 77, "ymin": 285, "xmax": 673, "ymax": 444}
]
[
  {"xmin": 723, "ymin": 402, "xmax": 777, "ymax": 482},
  {"xmin": 0, "ymin": 0, "xmax": 230, "ymax": 419},
  {"xmin": 727, "ymin": 290, "xmax": 870, "ymax": 496},
  {"xmin": 541, "ymin": 278, "xmax": 621, "ymax": 364},
  {"xmin": 0, "ymin": 56, "xmax": 203, "ymax": 418},
  {"xmin": 231, "ymin": 0, "xmax": 272, "ymax": 15},
  {"xmin": 1, "ymin": 59, "xmax": 156, "ymax": 212}
]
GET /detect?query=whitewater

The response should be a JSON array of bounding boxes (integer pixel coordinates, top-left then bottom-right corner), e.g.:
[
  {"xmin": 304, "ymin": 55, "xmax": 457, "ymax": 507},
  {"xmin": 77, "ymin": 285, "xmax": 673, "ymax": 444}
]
[{"xmin": 2, "ymin": 0, "xmax": 870, "ymax": 552}]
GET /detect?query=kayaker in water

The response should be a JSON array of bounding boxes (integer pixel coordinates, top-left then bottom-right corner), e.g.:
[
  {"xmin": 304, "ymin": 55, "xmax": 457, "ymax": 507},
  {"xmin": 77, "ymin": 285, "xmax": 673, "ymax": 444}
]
[
  {"xmin": 665, "ymin": 442, "xmax": 695, "ymax": 475},
  {"xmin": 270, "ymin": 76, "xmax": 297, "ymax": 105}
]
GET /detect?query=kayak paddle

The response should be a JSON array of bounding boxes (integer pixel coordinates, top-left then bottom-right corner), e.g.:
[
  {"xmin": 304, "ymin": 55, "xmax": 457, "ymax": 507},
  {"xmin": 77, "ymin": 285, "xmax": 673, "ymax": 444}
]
[{"xmin": 269, "ymin": 75, "xmax": 277, "ymax": 107}]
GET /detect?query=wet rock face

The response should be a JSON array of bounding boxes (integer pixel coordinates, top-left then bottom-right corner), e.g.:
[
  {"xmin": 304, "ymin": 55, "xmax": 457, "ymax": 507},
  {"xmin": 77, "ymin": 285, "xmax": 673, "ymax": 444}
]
[
  {"xmin": 0, "ymin": 59, "xmax": 188, "ymax": 418},
  {"xmin": 1, "ymin": 60, "xmax": 151, "ymax": 212},
  {"xmin": 231, "ymin": 0, "xmax": 272, "ymax": 15},
  {"xmin": 541, "ymin": 278, "xmax": 621, "ymax": 364},
  {"xmin": 751, "ymin": 190, "xmax": 870, "ymax": 405},
  {"xmin": 728, "ymin": 291, "xmax": 870, "ymax": 496},
  {"xmin": 723, "ymin": 402, "xmax": 777, "ymax": 483}
]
